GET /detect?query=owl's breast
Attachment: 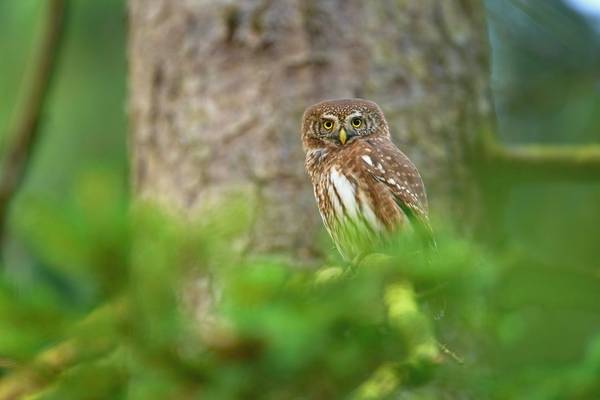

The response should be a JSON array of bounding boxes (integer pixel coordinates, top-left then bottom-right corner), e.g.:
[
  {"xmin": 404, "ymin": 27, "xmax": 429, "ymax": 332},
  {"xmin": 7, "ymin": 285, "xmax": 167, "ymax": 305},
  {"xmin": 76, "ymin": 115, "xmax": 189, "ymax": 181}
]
[{"xmin": 314, "ymin": 165, "xmax": 400, "ymax": 260}]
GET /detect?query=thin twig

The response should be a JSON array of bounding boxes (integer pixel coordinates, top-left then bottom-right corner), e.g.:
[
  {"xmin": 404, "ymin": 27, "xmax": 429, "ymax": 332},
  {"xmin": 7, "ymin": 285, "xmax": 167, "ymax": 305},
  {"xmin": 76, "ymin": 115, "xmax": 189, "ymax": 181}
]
[
  {"xmin": 437, "ymin": 341, "xmax": 464, "ymax": 365},
  {"xmin": 0, "ymin": 0, "xmax": 67, "ymax": 245}
]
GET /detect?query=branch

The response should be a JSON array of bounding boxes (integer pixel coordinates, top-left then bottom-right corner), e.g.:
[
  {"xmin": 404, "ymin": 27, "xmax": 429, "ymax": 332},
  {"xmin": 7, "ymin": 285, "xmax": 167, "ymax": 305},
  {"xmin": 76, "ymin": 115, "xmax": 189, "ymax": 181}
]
[
  {"xmin": 0, "ymin": 295, "xmax": 245, "ymax": 399},
  {"xmin": 0, "ymin": 358, "xmax": 16, "ymax": 370},
  {"xmin": 477, "ymin": 131, "xmax": 600, "ymax": 183},
  {"xmin": 0, "ymin": 0, "xmax": 67, "ymax": 244},
  {"xmin": 0, "ymin": 299, "xmax": 124, "ymax": 400}
]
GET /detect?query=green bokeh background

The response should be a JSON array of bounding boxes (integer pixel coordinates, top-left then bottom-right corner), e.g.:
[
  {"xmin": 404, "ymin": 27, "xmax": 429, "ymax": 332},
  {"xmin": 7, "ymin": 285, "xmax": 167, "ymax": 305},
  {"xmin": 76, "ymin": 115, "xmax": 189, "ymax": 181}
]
[
  {"xmin": 0, "ymin": 0, "xmax": 127, "ymax": 199},
  {"xmin": 0, "ymin": 0, "xmax": 599, "ymax": 398}
]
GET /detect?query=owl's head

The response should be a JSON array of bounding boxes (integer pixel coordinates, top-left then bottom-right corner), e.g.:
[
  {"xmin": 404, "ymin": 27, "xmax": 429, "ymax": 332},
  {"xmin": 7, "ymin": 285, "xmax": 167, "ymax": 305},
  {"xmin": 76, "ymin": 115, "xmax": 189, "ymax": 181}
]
[{"xmin": 301, "ymin": 98, "xmax": 389, "ymax": 152}]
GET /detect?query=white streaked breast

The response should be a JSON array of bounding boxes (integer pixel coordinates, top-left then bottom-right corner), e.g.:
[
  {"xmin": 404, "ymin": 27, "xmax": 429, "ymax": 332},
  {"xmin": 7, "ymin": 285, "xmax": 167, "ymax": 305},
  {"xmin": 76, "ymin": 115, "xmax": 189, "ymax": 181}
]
[
  {"xmin": 327, "ymin": 180, "xmax": 343, "ymax": 218},
  {"xmin": 358, "ymin": 189, "xmax": 385, "ymax": 233},
  {"xmin": 329, "ymin": 168, "xmax": 359, "ymax": 219}
]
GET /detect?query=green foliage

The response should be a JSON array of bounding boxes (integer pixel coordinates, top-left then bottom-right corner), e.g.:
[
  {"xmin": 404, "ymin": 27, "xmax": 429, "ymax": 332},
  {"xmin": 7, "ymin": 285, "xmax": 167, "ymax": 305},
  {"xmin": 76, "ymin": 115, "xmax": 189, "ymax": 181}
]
[
  {"xmin": 120, "ymin": 203, "xmax": 451, "ymax": 399},
  {"xmin": 1, "ymin": 171, "xmax": 599, "ymax": 399},
  {"xmin": 0, "ymin": 177, "xmax": 487, "ymax": 398},
  {"xmin": 1, "ymin": 1, "xmax": 600, "ymax": 399}
]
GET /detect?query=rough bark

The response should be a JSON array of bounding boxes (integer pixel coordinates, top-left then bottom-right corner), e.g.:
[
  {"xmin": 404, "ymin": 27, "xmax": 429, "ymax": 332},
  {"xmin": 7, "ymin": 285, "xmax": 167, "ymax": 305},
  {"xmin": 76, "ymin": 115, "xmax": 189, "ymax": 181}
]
[{"xmin": 128, "ymin": 0, "xmax": 491, "ymax": 258}]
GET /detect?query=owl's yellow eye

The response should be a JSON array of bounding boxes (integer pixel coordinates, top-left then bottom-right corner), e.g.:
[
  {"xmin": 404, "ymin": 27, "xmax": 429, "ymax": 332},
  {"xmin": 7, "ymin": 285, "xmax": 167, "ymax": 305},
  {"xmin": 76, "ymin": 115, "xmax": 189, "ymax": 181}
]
[
  {"xmin": 351, "ymin": 117, "xmax": 362, "ymax": 128},
  {"xmin": 323, "ymin": 120, "xmax": 334, "ymax": 130}
]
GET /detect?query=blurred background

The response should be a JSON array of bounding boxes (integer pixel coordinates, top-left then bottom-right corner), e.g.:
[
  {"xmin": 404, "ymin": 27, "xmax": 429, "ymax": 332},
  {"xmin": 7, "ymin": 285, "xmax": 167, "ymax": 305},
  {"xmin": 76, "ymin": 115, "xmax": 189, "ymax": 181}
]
[
  {"xmin": 0, "ymin": 0, "xmax": 599, "ymax": 399},
  {"xmin": 0, "ymin": 0, "xmax": 127, "ymax": 305}
]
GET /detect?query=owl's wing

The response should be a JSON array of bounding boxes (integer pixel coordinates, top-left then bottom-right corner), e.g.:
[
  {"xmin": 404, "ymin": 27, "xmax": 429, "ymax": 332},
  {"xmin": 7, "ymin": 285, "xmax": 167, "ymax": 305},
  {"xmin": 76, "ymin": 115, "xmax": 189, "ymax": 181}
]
[{"xmin": 359, "ymin": 140, "xmax": 435, "ymax": 247}]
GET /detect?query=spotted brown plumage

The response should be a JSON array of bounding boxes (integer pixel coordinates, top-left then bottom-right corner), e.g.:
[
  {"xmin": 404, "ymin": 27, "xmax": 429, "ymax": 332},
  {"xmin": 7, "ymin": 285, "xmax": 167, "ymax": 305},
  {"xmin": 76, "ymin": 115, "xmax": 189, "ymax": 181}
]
[{"xmin": 301, "ymin": 98, "xmax": 433, "ymax": 261}]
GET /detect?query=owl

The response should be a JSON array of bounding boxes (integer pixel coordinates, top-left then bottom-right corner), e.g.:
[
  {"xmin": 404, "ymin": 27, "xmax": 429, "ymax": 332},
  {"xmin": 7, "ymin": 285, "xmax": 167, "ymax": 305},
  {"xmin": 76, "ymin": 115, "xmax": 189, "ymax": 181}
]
[{"xmin": 301, "ymin": 98, "xmax": 433, "ymax": 261}]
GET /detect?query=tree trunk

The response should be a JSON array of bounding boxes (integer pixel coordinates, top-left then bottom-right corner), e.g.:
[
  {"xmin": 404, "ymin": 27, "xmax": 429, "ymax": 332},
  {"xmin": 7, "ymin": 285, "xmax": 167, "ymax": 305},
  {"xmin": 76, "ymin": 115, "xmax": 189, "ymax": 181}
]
[{"xmin": 128, "ymin": 0, "xmax": 491, "ymax": 258}]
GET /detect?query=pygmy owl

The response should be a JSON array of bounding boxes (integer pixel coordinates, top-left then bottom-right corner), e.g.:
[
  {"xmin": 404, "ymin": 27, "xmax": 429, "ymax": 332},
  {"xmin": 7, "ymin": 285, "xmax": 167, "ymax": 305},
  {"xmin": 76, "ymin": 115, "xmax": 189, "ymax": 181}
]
[{"xmin": 301, "ymin": 98, "xmax": 433, "ymax": 261}]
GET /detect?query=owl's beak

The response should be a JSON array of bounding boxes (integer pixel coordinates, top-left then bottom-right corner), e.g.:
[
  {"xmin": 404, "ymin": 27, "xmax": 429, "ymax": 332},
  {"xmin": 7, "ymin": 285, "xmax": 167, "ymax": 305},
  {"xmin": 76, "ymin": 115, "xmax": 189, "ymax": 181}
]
[{"xmin": 338, "ymin": 127, "xmax": 348, "ymax": 144}]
